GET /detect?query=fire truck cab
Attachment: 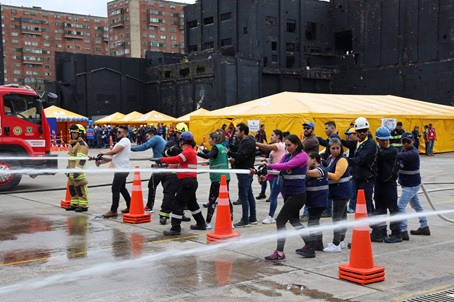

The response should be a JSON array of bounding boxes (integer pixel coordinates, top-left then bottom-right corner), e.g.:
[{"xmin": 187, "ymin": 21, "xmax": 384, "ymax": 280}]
[{"xmin": 0, "ymin": 84, "xmax": 58, "ymax": 191}]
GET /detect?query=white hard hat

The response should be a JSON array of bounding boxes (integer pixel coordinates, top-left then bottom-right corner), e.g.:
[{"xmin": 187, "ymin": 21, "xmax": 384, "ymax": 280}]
[{"xmin": 354, "ymin": 117, "xmax": 369, "ymax": 130}]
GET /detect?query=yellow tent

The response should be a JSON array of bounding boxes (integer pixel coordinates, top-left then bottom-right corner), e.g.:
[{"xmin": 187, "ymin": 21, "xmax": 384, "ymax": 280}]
[
  {"xmin": 44, "ymin": 105, "xmax": 88, "ymax": 122},
  {"xmin": 94, "ymin": 112, "xmax": 125, "ymax": 124},
  {"xmin": 176, "ymin": 108, "xmax": 210, "ymax": 122},
  {"xmin": 190, "ymin": 92, "xmax": 454, "ymax": 153},
  {"xmin": 112, "ymin": 111, "xmax": 144, "ymax": 124},
  {"xmin": 136, "ymin": 110, "xmax": 176, "ymax": 125}
]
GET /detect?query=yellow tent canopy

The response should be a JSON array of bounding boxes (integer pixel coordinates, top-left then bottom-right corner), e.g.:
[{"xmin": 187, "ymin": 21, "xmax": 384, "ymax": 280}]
[
  {"xmin": 191, "ymin": 92, "xmax": 454, "ymax": 153},
  {"xmin": 94, "ymin": 112, "xmax": 125, "ymax": 125},
  {"xmin": 136, "ymin": 110, "xmax": 176, "ymax": 125},
  {"xmin": 112, "ymin": 111, "xmax": 144, "ymax": 124},
  {"xmin": 176, "ymin": 108, "xmax": 210, "ymax": 122},
  {"xmin": 44, "ymin": 105, "xmax": 88, "ymax": 122}
]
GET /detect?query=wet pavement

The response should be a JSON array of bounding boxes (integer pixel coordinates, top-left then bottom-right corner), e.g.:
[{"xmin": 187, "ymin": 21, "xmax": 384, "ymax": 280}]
[{"xmin": 0, "ymin": 151, "xmax": 454, "ymax": 301}]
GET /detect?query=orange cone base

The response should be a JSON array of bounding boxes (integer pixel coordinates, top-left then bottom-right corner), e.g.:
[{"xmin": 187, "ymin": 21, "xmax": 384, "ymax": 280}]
[
  {"xmin": 339, "ymin": 264, "xmax": 385, "ymax": 285},
  {"xmin": 60, "ymin": 200, "xmax": 71, "ymax": 208},
  {"xmin": 206, "ymin": 232, "xmax": 241, "ymax": 244},
  {"xmin": 122, "ymin": 213, "xmax": 151, "ymax": 224}
]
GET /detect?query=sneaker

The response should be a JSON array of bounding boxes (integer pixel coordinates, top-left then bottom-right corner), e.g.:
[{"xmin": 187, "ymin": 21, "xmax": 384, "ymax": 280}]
[
  {"xmin": 339, "ymin": 241, "xmax": 345, "ymax": 249},
  {"xmin": 401, "ymin": 231, "xmax": 410, "ymax": 241},
  {"xmin": 323, "ymin": 243, "xmax": 341, "ymax": 253},
  {"xmin": 384, "ymin": 234, "xmax": 403, "ymax": 243},
  {"xmin": 410, "ymin": 226, "xmax": 431, "ymax": 236},
  {"xmin": 163, "ymin": 229, "xmax": 181, "ymax": 236},
  {"xmin": 297, "ymin": 247, "xmax": 315, "ymax": 258},
  {"xmin": 182, "ymin": 215, "xmax": 191, "ymax": 222},
  {"xmin": 265, "ymin": 198, "xmax": 270, "ymax": 203},
  {"xmin": 75, "ymin": 207, "xmax": 88, "ymax": 212},
  {"xmin": 321, "ymin": 212, "xmax": 332, "ymax": 218},
  {"xmin": 249, "ymin": 218, "xmax": 258, "ymax": 225},
  {"xmin": 232, "ymin": 223, "xmax": 235, "ymax": 229},
  {"xmin": 295, "ymin": 245, "xmax": 309, "ymax": 253},
  {"xmin": 121, "ymin": 208, "xmax": 129, "ymax": 214},
  {"xmin": 370, "ymin": 234, "xmax": 384, "ymax": 243},
  {"xmin": 190, "ymin": 224, "xmax": 207, "ymax": 230},
  {"xmin": 315, "ymin": 242, "xmax": 325, "ymax": 251},
  {"xmin": 264, "ymin": 250, "xmax": 286, "ymax": 261},
  {"xmin": 206, "ymin": 223, "xmax": 212, "ymax": 230},
  {"xmin": 262, "ymin": 216, "xmax": 276, "ymax": 224},
  {"xmin": 233, "ymin": 200, "xmax": 242, "ymax": 205},
  {"xmin": 102, "ymin": 211, "xmax": 118, "ymax": 218},
  {"xmin": 159, "ymin": 217, "xmax": 168, "ymax": 225},
  {"xmin": 65, "ymin": 205, "xmax": 78, "ymax": 211},
  {"xmin": 347, "ymin": 208, "xmax": 355, "ymax": 213},
  {"xmin": 234, "ymin": 219, "xmax": 250, "ymax": 228},
  {"xmin": 300, "ymin": 215, "xmax": 309, "ymax": 222},
  {"xmin": 256, "ymin": 193, "xmax": 266, "ymax": 200}
]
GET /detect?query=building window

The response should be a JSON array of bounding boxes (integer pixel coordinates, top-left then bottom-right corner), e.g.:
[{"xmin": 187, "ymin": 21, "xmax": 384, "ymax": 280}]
[
  {"xmin": 286, "ymin": 43, "xmax": 296, "ymax": 52},
  {"xmin": 287, "ymin": 20, "xmax": 296, "ymax": 33},
  {"xmin": 243, "ymin": 27, "xmax": 248, "ymax": 35},
  {"xmin": 221, "ymin": 38, "xmax": 232, "ymax": 46},
  {"xmin": 266, "ymin": 16, "xmax": 277, "ymax": 25},
  {"xmin": 202, "ymin": 41, "xmax": 214, "ymax": 50},
  {"xmin": 271, "ymin": 41, "xmax": 277, "ymax": 51},
  {"xmin": 306, "ymin": 22, "xmax": 316, "ymax": 41},
  {"xmin": 220, "ymin": 12, "xmax": 231, "ymax": 21},
  {"xmin": 188, "ymin": 45, "xmax": 197, "ymax": 52},
  {"xmin": 187, "ymin": 20, "xmax": 197, "ymax": 29},
  {"xmin": 204, "ymin": 17, "xmax": 214, "ymax": 25},
  {"xmin": 286, "ymin": 56, "xmax": 295, "ymax": 68},
  {"xmin": 179, "ymin": 68, "xmax": 189, "ymax": 77},
  {"xmin": 271, "ymin": 55, "xmax": 278, "ymax": 63}
]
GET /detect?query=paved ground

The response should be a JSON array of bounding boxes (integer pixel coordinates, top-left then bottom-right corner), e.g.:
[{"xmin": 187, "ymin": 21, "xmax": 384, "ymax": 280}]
[{"xmin": 0, "ymin": 150, "xmax": 453, "ymax": 302}]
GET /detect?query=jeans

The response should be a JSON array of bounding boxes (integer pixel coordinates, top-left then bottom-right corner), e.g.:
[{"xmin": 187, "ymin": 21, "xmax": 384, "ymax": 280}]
[
  {"xmin": 260, "ymin": 180, "xmax": 267, "ymax": 195},
  {"xmin": 237, "ymin": 174, "xmax": 256, "ymax": 221},
  {"xmin": 427, "ymin": 140, "xmax": 435, "ymax": 155},
  {"xmin": 268, "ymin": 176, "xmax": 282, "ymax": 217},
  {"xmin": 398, "ymin": 185, "xmax": 428, "ymax": 232}
]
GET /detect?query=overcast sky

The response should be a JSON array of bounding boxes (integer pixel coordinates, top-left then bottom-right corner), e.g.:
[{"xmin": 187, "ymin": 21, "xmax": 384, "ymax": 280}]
[{"xmin": 2, "ymin": 0, "xmax": 196, "ymax": 17}]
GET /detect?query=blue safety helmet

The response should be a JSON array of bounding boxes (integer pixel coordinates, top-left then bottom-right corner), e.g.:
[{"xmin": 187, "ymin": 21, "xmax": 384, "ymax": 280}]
[
  {"xmin": 375, "ymin": 127, "xmax": 391, "ymax": 140},
  {"xmin": 179, "ymin": 131, "xmax": 194, "ymax": 143}
]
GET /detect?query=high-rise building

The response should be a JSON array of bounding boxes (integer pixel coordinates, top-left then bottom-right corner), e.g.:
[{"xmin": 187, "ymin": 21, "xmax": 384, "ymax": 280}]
[
  {"xmin": 107, "ymin": 0, "xmax": 186, "ymax": 58},
  {"xmin": 0, "ymin": 5, "xmax": 109, "ymax": 86}
]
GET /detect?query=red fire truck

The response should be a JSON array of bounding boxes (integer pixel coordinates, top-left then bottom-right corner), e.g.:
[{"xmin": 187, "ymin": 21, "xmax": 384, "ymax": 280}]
[{"xmin": 0, "ymin": 84, "xmax": 58, "ymax": 191}]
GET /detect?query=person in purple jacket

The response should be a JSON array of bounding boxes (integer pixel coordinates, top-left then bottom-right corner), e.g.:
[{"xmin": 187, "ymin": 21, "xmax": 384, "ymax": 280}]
[{"xmin": 261, "ymin": 134, "xmax": 309, "ymax": 261}]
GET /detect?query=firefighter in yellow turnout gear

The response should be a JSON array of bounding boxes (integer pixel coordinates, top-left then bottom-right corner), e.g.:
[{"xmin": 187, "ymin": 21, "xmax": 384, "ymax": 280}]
[{"xmin": 66, "ymin": 124, "xmax": 89, "ymax": 212}]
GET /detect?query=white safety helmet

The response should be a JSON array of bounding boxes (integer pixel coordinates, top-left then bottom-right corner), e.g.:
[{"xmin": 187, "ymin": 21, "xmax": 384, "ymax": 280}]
[{"xmin": 354, "ymin": 117, "xmax": 369, "ymax": 130}]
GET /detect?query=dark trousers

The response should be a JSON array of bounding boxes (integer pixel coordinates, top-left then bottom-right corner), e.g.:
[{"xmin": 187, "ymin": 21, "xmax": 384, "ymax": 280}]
[
  {"xmin": 307, "ymin": 207, "xmax": 325, "ymax": 249},
  {"xmin": 275, "ymin": 193, "xmax": 307, "ymax": 252},
  {"xmin": 331, "ymin": 198, "xmax": 349, "ymax": 245},
  {"xmin": 147, "ymin": 172, "xmax": 166, "ymax": 210},
  {"xmin": 159, "ymin": 173, "xmax": 180, "ymax": 219},
  {"xmin": 356, "ymin": 179, "xmax": 375, "ymax": 215},
  {"xmin": 206, "ymin": 180, "xmax": 233, "ymax": 224},
  {"xmin": 170, "ymin": 178, "xmax": 205, "ymax": 232},
  {"xmin": 111, "ymin": 172, "xmax": 130, "ymax": 212},
  {"xmin": 372, "ymin": 181, "xmax": 400, "ymax": 236}
]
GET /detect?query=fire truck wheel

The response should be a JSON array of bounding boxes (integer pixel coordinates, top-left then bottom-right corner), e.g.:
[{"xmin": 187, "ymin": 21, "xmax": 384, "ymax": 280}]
[{"xmin": 0, "ymin": 160, "xmax": 22, "ymax": 191}]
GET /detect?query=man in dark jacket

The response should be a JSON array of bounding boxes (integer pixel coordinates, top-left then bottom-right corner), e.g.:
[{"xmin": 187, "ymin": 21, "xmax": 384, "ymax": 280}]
[
  {"xmin": 371, "ymin": 127, "xmax": 401, "ymax": 243},
  {"xmin": 228, "ymin": 122, "xmax": 257, "ymax": 227},
  {"xmin": 348, "ymin": 117, "xmax": 378, "ymax": 215}
]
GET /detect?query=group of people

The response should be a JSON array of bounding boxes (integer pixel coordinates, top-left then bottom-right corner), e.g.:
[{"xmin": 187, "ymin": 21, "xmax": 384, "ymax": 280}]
[{"xmin": 63, "ymin": 116, "xmax": 434, "ymax": 261}]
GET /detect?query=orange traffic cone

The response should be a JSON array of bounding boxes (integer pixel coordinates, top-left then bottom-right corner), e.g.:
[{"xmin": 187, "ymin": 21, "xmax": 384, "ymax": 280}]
[
  {"xmin": 123, "ymin": 166, "xmax": 151, "ymax": 224},
  {"xmin": 338, "ymin": 189, "xmax": 385, "ymax": 285},
  {"xmin": 60, "ymin": 182, "xmax": 71, "ymax": 208},
  {"xmin": 206, "ymin": 175, "xmax": 240, "ymax": 244},
  {"xmin": 130, "ymin": 233, "xmax": 144, "ymax": 258},
  {"xmin": 108, "ymin": 161, "xmax": 114, "ymax": 169},
  {"xmin": 215, "ymin": 258, "xmax": 233, "ymax": 286}
]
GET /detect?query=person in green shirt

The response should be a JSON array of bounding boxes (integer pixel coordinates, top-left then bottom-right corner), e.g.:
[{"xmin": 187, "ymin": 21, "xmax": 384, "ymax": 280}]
[{"xmin": 197, "ymin": 131, "xmax": 233, "ymax": 229}]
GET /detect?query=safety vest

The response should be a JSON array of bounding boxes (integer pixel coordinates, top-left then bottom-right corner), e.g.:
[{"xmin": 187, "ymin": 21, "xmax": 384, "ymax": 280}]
[
  {"xmin": 327, "ymin": 155, "xmax": 352, "ymax": 200},
  {"xmin": 209, "ymin": 144, "xmax": 231, "ymax": 183},
  {"xmin": 279, "ymin": 153, "xmax": 307, "ymax": 195},
  {"xmin": 305, "ymin": 166, "xmax": 328, "ymax": 208},
  {"xmin": 68, "ymin": 138, "xmax": 88, "ymax": 180}
]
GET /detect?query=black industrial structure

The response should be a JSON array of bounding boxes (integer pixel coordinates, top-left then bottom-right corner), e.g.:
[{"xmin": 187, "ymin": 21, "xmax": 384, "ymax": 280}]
[{"xmin": 48, "ymin": 0, "xmax": 454, "ymax": 117}]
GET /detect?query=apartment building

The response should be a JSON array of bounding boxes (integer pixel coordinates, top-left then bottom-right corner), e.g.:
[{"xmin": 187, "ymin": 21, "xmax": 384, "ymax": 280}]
[
  {"xmin": 0, "ymin": 5, "xmax": 109, "ymax": 86},
  {"xmin": 107, "ymin": 0, "xmax": 186, "ymax": 58}
]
